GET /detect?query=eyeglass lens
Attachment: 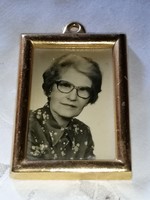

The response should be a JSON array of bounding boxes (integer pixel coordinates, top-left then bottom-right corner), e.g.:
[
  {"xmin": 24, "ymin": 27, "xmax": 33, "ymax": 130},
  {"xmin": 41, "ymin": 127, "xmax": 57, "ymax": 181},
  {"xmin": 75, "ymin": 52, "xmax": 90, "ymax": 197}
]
[{"xmin": 56, "ymin": 80, "xmax": 91, "ymax": 99}]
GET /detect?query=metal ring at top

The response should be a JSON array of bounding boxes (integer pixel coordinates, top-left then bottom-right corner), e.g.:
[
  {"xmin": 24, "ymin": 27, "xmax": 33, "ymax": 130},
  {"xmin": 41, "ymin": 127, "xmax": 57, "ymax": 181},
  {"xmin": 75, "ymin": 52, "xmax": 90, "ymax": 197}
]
[{"xmin": 63, "ymin": 22, "xmax": 86, "ymax": 34}]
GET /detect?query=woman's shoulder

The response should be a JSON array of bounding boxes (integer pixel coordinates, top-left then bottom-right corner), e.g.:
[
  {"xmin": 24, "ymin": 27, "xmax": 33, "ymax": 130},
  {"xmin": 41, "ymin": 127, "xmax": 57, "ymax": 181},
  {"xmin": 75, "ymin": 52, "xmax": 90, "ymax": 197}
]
[
  {"xmin": 69, "ymin": 118, "xmax": 93, "ymax": 145},
  {"xmin": 29, "ymin": 108, "xmax": 42, "ymax": 122},
  {"xmin": 70, "ymin": 118, "xmax": 90, "ymax": 132},
  {"xmin": 29, "ymin": 103, "xmax": 48, "ymax": 121}
]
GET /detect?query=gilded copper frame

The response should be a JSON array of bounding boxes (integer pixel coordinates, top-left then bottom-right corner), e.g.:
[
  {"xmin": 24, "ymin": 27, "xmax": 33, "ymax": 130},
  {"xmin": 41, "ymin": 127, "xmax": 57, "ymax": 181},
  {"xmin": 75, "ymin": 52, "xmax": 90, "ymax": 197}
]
[{"xmin": 11, "ymin": 33, "xmax": 131, "ymax": 180}]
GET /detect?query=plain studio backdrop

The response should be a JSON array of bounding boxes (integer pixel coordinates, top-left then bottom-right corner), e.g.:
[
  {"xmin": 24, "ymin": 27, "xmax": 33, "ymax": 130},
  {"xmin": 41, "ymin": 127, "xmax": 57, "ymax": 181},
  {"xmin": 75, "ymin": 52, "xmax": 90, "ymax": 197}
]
[{"xmin": 30, "ymin": 48, "xmax": 115, "ymax": 160}]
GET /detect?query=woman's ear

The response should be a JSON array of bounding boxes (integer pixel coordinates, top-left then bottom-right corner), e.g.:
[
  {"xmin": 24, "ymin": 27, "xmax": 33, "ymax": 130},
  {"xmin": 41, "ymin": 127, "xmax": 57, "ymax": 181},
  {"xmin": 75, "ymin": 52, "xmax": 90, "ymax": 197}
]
[
  {"xmin": 48, "ymin": 90, "xmax": 52, "ymax": 97},
  {"xmin": 48, "ymin": 84, "xmax": 54, "ymax": 96},
  {"xmin": 48, "ymin": 85, "xmax": 53, "ymax": 97}
]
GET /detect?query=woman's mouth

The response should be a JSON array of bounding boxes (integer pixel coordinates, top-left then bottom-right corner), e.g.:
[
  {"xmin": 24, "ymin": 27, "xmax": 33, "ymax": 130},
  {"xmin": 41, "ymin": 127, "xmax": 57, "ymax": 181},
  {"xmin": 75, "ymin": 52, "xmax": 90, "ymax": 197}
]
[{"xmin": 61, "ymin": 103, "xmax": 77, "ymax": 108}]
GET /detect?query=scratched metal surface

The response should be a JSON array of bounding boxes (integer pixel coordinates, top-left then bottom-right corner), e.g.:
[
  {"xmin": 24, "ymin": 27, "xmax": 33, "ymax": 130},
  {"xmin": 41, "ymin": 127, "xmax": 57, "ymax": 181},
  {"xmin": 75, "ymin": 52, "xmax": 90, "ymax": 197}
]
[{"xmin": 0, "ymin": 0, "xmax": 150, "ymax": 199}]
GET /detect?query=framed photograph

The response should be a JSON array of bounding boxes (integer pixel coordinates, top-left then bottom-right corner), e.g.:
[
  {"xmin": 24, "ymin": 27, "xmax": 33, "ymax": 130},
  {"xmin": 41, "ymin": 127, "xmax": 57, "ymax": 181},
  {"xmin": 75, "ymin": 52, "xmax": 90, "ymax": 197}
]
[{"xmin": 11, "ymin": 33, "xmax": 131, "ymax": 179}]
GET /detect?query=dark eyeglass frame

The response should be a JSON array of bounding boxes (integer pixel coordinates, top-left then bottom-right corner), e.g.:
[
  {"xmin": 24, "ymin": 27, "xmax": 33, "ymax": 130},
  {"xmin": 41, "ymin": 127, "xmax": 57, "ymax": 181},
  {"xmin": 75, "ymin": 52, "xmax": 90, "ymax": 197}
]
[{"xmin": 55, "ymin": 80, "xmax": 92, "ymax": 99}]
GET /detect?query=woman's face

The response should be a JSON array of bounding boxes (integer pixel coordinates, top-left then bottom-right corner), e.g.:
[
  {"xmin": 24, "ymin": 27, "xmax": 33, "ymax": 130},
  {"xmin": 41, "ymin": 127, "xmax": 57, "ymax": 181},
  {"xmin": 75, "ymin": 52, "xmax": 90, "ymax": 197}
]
[{"xmin": 49, "ymin": 67, "xmax": 92, "ymax": 122}]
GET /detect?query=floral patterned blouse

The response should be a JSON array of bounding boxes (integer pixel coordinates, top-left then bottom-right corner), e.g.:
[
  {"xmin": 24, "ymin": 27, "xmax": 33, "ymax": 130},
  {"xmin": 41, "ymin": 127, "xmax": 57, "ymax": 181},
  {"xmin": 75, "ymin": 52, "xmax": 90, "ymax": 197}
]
[{"xmin": 27, "ymin": 102, "xmax": 95, "ymax": 160}]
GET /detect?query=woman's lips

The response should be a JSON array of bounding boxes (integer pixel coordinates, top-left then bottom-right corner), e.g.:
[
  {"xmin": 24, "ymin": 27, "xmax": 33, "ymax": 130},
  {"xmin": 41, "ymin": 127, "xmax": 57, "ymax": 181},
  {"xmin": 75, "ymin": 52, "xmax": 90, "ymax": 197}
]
[{"xmin": 61, "ymin": 103, "xmax": 77, "ymax": 108}]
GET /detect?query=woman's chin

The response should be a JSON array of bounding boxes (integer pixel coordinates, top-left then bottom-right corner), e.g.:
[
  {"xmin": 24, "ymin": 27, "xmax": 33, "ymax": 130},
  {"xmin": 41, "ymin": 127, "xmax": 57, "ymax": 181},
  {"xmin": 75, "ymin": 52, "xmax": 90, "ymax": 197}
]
[
  {"xmin": 59, "ymin": 111, "xmax": 79, "ymax": 119},
  {"xmin": 60, "ymin": 114, "xmax": 76, "ymax": 119}
]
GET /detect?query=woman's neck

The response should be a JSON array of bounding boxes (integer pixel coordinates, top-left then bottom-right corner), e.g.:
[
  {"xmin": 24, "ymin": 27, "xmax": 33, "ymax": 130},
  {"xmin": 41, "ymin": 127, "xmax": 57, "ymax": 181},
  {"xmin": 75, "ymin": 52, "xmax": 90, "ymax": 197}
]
[{"xmin": 49, "ymin": 106, "xmax": 70, "ymax": 128}]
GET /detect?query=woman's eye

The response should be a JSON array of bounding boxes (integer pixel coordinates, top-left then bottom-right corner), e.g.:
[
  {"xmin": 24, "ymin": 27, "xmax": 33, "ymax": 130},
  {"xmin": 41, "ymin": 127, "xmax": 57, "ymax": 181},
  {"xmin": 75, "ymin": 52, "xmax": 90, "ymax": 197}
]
[
  {"xmin": 79, "ymin": 87, "xmax": 86, "ymax": 91},
  {"xmin": 60, "ymin": 82, "xmax": 71, "ymax": 88},
  {"xmin": 79, "ymin": 87, "xmax": 90, "ymax": 92}
]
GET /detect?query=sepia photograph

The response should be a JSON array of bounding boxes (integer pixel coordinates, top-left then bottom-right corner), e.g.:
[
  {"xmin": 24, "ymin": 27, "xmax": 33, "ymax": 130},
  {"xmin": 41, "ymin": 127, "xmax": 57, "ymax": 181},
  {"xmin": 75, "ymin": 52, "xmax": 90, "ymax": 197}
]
[
  {"xmin": 28, "ymin": 49, "xmax": 115, "ymax": 161},
  {"xmin": 11, "ymin": 34, "xmax": 131, "ymax": 179}
]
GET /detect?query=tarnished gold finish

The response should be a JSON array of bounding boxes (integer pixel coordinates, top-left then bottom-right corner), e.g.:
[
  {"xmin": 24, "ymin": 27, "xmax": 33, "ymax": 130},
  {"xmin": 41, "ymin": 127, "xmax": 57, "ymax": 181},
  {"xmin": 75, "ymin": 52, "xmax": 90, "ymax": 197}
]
[{"xmin": 11, "ymin": 33, "xmax": 131, "ymax": 180}]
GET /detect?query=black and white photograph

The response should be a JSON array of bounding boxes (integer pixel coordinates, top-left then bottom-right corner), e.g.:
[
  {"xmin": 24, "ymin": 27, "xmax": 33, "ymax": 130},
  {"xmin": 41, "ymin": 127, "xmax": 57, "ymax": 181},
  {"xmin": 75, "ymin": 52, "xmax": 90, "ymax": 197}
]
[{"xmin": 27, "ymin": 49, "xmax": 115, "ymax": 161}]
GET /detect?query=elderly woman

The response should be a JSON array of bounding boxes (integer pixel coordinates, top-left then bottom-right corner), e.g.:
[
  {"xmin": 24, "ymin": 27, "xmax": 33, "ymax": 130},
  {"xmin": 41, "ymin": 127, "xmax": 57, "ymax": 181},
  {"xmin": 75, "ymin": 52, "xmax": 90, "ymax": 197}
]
[{"xmin": 27, "ymin": 54, "xmax": 102, "ymax": 160}]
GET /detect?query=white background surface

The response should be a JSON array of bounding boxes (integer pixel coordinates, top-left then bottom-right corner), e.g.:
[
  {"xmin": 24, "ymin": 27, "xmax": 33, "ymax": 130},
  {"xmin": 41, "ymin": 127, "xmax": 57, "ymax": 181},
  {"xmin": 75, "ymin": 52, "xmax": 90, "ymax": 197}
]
[{"xmin": 0, "ymin": 0, "xmax": 150, "ymax": 199}]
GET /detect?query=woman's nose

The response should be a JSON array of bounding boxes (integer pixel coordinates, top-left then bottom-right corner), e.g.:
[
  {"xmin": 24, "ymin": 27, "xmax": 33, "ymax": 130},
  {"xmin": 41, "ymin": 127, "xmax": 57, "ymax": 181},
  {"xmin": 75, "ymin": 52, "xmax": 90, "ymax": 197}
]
[{"xmin": 67, "ymin": 88, "xmax": 78, "ymax": 100}]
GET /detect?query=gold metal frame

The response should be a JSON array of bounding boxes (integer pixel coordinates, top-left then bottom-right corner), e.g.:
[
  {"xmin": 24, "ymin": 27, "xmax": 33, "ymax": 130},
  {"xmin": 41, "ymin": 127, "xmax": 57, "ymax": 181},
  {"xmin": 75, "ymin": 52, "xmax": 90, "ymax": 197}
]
[{"xmin": 11, "ymin": 33, "xmax": 131, "ymax": 180}]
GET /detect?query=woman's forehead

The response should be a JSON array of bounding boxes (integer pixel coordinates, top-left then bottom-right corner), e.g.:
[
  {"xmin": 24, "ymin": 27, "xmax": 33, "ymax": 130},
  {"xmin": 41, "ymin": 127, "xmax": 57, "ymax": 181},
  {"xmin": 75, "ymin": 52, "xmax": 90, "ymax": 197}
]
[{"xmin": 59, "ymin": 67, "xmax": 92, "ymax": 87}]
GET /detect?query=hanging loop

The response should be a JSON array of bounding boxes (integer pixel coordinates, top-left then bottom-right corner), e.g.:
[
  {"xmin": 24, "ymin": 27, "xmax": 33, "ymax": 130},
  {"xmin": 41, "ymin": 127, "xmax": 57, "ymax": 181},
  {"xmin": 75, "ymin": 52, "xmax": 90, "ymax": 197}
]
[{"xmin": 63, "ymin": 22, "xmax": 86, "ymax": 34}]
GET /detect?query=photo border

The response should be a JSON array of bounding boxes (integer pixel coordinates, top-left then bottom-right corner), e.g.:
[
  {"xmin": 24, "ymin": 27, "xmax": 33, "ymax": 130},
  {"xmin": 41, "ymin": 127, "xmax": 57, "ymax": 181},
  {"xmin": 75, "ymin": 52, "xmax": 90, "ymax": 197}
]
[{"xmin": 11, "ymin": 33, "xmax": 131, "ymax": 180}]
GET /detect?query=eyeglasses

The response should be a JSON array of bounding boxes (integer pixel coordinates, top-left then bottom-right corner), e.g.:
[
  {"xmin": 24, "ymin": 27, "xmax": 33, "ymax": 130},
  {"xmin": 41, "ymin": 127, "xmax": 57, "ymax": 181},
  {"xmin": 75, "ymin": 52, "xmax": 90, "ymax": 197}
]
[{"xmin": 55, "ymin": 80, "xmax": 91, "ymax": 99}]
